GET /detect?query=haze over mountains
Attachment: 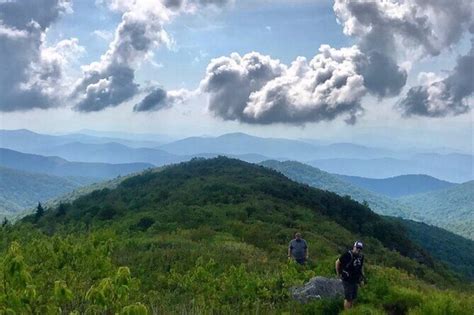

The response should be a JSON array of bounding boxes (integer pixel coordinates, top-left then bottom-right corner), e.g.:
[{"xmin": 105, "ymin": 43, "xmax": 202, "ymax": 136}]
[
  {"xmin": 1, "ymin": 129, "xmax": 472, "ymax": 182},
  {"xmin": 1, "ymin": 129, "xmax": 472, "ymax": 237},
  {"xmin": 337, "ymin": 174, "xmax": 456, "ymax": 198},
  {"xmin": 0, "ymin": 148, "xmax": 152, "ymax": 179}
]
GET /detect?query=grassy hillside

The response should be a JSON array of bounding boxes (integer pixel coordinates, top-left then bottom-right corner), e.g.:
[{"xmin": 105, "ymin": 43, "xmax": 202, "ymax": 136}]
[
  {"xmin": 399, "ymin": 181, "xmax": 474, "ymax": 240},
  {"xmin": 1, "ymin": 157, "xmax": 472, "ymax": 314},
  {"xmin": 337, "ymin": 174, "xmax": 455, "ymax": 198},
  {"xmin": 260, "ymin": 160, "xmax": 474, "ymax": 279},
  {"xmin": 0, "ymin": 167, "xmax": 94, "ymax": 216}
]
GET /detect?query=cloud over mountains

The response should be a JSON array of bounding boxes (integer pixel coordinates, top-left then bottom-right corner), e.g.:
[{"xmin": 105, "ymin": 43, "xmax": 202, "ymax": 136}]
[
  {"xmin": 0, "ymin": 0, "xmax": 80, "ymax": 112},
  {"xmin": 335, "ymin": 0, "xmax": 474, "ymax": 119},
  {"xmin": 201, "ymin": 47, "xmax": 367, "ymax": 124},
  {"xmin": 399, "ymin": 42, "xmax": 474, "ymax": 117},
  {"xmin": 73, "ymin": 0, "xmax": 232, "ymax": 112},
  {"xmin": 199, "ymin": 0, "xmax": 473, "ymax": 124},
  {"xmin": 0, "ymin": 0, "xmax": 472, "ymax": 124}
]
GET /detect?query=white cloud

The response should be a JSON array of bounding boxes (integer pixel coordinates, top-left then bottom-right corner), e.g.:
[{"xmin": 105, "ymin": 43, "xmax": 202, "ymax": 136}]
[
  {"xmin": 0, "ymin": 0, "xmax": 76, "ymax": 112},
  {"xmin": 92, "ymin": 29, "xmax": 114, "ymax": 41},
  {"xmin": 200, "ymin": 46, "xmax": 369, "ymax": 124},
  {"xmin": 73, "ymin": 0, "xmax": 233, "ymax": 112}
]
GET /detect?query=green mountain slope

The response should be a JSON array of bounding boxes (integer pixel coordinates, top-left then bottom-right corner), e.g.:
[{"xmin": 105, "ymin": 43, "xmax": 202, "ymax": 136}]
[
  {"xmin": 1, "ymin": 157, "xmax": 472, "ymax": 314},
  {"xmin": 387, "ymin": 217, "xmax": 474, "ymax": 280},
  {"xmin": 0, "ymin": 148, "xmax": 153, "ymax": 179},
  {"xmin": 260, "ymin": 160, "xmax": 474, "ymax": 279},
  {"xmin": 398, "ymin": 181, "xmax": 474, "ymax": 240},
  {"xmin": 0, "ymin": 167, "xmax": 95, "ymax": 216},
  {"xmin": 260, "ymin": 160, "xmax": 410, "ymax": 217}
]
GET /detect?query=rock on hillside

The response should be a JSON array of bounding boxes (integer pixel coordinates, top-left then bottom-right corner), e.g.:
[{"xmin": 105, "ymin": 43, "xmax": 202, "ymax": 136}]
[{"xmin": 291, "ymin": 277, "xmax": 344, "ymax": 303}]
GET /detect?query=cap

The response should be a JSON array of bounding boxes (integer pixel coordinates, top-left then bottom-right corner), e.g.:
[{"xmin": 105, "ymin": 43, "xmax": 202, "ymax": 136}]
[{"xmin": 354, "ymin": 241, "xmax": 364, "ymax": 249}]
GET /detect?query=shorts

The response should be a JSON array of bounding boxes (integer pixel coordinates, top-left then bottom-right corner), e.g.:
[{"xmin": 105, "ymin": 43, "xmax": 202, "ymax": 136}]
[
  {"xmin": 342, "ymin": 280, "xmax": 358, "ymax": 301},
  {"xmin": 295, "ymin": 257, "xmax": 306, "ymax": 265}
]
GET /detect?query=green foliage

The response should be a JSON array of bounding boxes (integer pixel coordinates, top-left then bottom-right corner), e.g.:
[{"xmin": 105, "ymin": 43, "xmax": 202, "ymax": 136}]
[
  {"xmin": 35, "ymin": 202, "xmax": 44, "ymax": 220},
  {"xmin": 260, "ymin": 160, "xmax": 411, "ymax": 218},
  {"xmin": 261, "ymin": 160, "xmax": 474, "ymax": 280},
  {"xmin": 0, "ymin": 166, "xmax": 86, "ymax": 215},
  {"xmin": 0, "ymin": 157, "xmax": 472, "ymax": 313},
  {"xmin": 389, "ymin": 217, "xmax": 474, "ymax": 280},
  {"xmin": 399, "ymin": 181, "xmax": 474, "ymax": 240}
]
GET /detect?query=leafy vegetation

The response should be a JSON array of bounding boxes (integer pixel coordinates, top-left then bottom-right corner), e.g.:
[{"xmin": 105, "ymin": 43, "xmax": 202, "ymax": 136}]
[
  {"xmin": 260, "ymin": 160, "xmax": 412, "ymax": 217},
  {"xmin": 388, "ymin": 217, "xmax": 474, "ymax": 280},
  {"xmin": 1, "ymin": 157, "xmax": 472, "ymax": 314},
  {"xmin": 260, "ymin": 160, "xmax": 474, "ymax": 279},
  {"xmin": 0, "ymin": 167, "xmax": 88, "ymax": 216},
  {"xmin": 399, "ymin": 181, "xmax": 474, "ymax": 240}
]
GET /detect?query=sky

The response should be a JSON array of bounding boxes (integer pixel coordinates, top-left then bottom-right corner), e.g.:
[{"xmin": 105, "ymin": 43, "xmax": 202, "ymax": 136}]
[{"xmin": 0, "ymin": 0, "xmax": 473, "ymax": 152}]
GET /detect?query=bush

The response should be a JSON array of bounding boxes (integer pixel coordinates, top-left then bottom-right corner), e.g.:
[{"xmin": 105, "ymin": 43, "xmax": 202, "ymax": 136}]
[{"xmin": 133, "ymin": 217, "xmax": 155, "ymax": 231}]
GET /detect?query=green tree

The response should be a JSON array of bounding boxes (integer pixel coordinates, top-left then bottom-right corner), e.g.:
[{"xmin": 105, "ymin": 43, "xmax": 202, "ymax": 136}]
[
  {"xmin": 35, "ymin": 202, "xmax": 45, "ymax": 220},
  {"xmin": 57, "ymin": 203, "xmax": 67, "ymax": 217}
]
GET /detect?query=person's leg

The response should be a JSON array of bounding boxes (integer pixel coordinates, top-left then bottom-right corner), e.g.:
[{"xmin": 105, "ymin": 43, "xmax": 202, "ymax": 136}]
[
  {"xmin": 352, "ymin": 284, "xmax": 358, "ymax": 305},
  {"xmin": 344, "ymin": 299, "xmax": 353, "ymax": 310},
  {"xmin": 342, "ymin": 281, "xmax": 355, "ymax": 309}
]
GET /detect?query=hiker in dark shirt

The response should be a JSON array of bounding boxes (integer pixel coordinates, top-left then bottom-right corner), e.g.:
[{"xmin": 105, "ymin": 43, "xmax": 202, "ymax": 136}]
[
  {"xmin": 335, "ymin": 241, "xmax": 365, "ymax": 310},
  {"xmin": 288, "ymin": 232, "xmax": 308, "ymax": 264}
]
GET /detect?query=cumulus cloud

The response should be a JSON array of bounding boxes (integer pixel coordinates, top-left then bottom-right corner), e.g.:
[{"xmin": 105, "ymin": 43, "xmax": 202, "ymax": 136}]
[
  {"xmin": 398, "ymin": 42, "xmax": 474, "ymax": 117},
  {"xmin": 332, "ymin": 0, "xmax": 473, "ymax": 105},
  {"xmin": 200, "ymin": 51, "xmax": 286, "ymax": 122},
  {"xmin": 0, "ymin": 0, "xmax": 76, "ymax": 112},
  {"xmin": 73, "ymin": 0, "xmax": 233, "ymax": 112},
  {"xmin": 133, "ymin": 87, "xmax": 193, "ymax": 112},
  {"xmin": 201, "ymin": 46, "xmax": 368, "ymax": 124},
  {"xmin": 197, "ymin": 0, "xmax": 473, "ymax": 124},
  {"xmin": 334, "ymin": 0, "xmax": 473, "ymax": 57},
  {"xmin": 72, "ymin": 1, "xmax": 171, "ymax": 112},
  {"xmin": 356, "ymin": 51, "xmax": 407, "ymax": 98},
  {"xmin": 332, "ymin": 0, "xmax": 474, "ymax": 118}
]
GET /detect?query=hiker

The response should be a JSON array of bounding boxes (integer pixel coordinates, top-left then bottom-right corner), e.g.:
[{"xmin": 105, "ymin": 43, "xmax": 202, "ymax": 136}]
[
  {"xmin": 288, "ymin": 232, "xmax": 308, "ymax": 264},
  {"xmin": 335, "ymin": 241, "xmax": 365, "ymax": 310}
]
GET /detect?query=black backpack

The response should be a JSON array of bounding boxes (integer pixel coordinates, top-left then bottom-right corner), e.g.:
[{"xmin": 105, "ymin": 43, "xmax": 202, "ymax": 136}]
[{"xmin": 341, "ymin": 251, "xmax": 363, "ymax": 282}]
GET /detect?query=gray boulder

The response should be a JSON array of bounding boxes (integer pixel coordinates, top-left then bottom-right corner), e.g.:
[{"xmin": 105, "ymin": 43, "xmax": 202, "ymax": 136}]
[{"xmin": 291, "ymin": 276, "xmax": 344, "ymax": 303}]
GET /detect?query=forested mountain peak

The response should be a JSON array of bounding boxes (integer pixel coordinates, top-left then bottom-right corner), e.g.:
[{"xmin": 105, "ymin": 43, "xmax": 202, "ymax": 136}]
[{"xmin": 3, "ymin": 157, "xmax": 472, "ymax": 313}]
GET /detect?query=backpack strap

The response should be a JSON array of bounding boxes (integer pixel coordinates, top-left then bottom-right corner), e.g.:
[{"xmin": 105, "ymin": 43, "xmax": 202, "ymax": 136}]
[{"xmin": 345, "ymin": 250, "xmax": 353, "ymax": 270}]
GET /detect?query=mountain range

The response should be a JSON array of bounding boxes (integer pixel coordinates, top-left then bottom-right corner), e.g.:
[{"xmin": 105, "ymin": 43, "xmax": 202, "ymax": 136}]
[
  {"xmin": 0, "ymin": 148, "xmax": 152, "ymax": 179},
  {"xmin": 2, "ymin": 129, "xmax": 472, "ymax": 182},
  {"xmin": 261, "ymin": 160, "xmax": 473, "ymax": 240},
  {"xmin": 337, "ymin": 174, "xmax": 456, "ymax": 198},
  {"xmin": 307, "ymin": 154, "xmax": 472, "ymax": 183}
]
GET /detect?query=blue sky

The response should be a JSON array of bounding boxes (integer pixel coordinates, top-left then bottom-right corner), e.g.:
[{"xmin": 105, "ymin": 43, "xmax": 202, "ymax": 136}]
[{"xmin": 0, "ymin": 0, "xmax": 472, "ymax": 151}]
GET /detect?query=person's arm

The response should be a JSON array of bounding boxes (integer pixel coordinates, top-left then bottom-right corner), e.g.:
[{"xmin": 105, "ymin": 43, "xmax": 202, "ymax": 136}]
[
  {"xmin": 305, "ymin": 241, "xmax": 309, "ymax": 259},
  {"xmin": 288, "ymin": 242, "xmax": 292, "ymax": 259},
  {"xmin": 335, "ymin": 259, "xmax": 341, "ymax": 276},
  {"xmin": 360, "ymin": 258, "xmax": 366, "ymax": 283},
  {"xmin": 336, "ymin": 252, "xmax": 348, "ymax": 276}
]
